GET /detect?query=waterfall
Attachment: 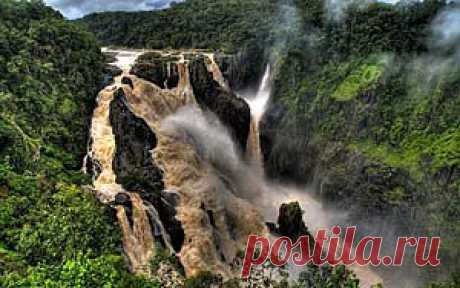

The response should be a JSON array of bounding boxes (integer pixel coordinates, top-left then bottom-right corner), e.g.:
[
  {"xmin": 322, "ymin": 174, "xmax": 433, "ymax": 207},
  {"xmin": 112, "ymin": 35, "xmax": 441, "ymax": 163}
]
[
  {"xmin": 86, "ymin": 49, "xmax": 267, "ymax": 279},
  {"xmin": 86, "ymin": 49, "xmax": 172, "ymax": 275},
  {"xmin": 241, "ymin": 65, "xmax": 272, "ymax": 170},
  {"xmin": 85, "ymin": 49, "xmax": 383, "ymax": 286},
  {"xmin": 238, "ymin": 64, "xmax": 385, "ymax": 287}
]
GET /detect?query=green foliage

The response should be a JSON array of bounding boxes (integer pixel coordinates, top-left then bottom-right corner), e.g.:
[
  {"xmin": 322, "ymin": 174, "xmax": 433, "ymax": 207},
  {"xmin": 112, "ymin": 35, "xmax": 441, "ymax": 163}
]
[
  {"xmin": 0, "ymin": 253, "xmax": 161, "ymax": 288},
  {"xmin": 426, "ymin": 274, "xmax": 460, "ymax": 288},
  {"xmin": 79, "ymin": 0, "xmax": 279, "ymax": 54},
  {"xmin": 293, "ymin": 264, "xmax": 360, "ymax": 288},
  {"xmin": 184, "ymin": 271, "xmax": 223, "ymax": 288},
  {"xmin": 0, "ymin": 0, "xmax": 104, "ymax": 172},
  {"xmin": 332, "ymin": 60, "xmax": 385, "ymax": 101},
  {"xmin": 14, "ymin": 184, "xmax": 119, "ymax": 265},
  {"xmin": 268, "ymin": 0, "xmax": 459, "ymax": 284},
  {"xmin": 0, "ymin": 1, "xmax": 139, "ymax": 287}
]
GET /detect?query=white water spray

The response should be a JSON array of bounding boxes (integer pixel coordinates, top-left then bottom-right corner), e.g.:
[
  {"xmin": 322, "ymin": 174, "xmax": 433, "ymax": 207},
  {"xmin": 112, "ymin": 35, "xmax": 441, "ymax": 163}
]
[
  {"xmin": 243, "ymin": 65, "xmax": 272, "ymax": 122},
  {"xmin": 240, "ymin": 65, "xmax": 272, "ymax": 169},
  {"xmin": 238, "ymin": 64, "xmax": 383, "ymax": 287}
]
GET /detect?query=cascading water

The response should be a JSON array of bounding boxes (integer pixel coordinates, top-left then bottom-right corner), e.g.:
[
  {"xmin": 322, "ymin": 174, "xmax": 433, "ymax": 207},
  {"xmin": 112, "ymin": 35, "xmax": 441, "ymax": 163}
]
[
  {"xmin": 87, "ymin": 49, "xmax": 143, "ymax": 203},
  {"xmin": 87, "ymin": 49, "xmax": 267, "ymax": 280},
  {"xmin": 86, "ymin": 49, "xmax": 173, "ymax": 275},
  {"xmin": 241, "ymin": 65, "xmax": 271, "ymax": 170},
  {"xmin": 86, "ymin": 49, "xmax": 383, "ymax": 286},
  {"xmin": 239, "ymin": 64, "xmax": 384, "ymax": 288}
]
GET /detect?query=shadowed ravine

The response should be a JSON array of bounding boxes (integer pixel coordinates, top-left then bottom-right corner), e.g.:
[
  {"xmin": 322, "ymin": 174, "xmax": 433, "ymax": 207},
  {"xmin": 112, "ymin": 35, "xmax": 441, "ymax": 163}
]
[{"xmin": 86, "ymin": 48, "xmax": 383, "ymax": 286}]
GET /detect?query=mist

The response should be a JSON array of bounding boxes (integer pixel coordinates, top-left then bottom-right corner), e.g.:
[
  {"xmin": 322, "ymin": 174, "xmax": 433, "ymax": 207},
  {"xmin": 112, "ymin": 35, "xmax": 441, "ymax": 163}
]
[
  {"xmin": 159, "ymin": 106, "xmax": 347, "ymax": 228},
  {"xmin": 430, "ymin": 4, "xmax": 460, "ymax": 58},
  {"xmin": 325, "ymin": 0, "xmax": 411, "ymax": 21}
]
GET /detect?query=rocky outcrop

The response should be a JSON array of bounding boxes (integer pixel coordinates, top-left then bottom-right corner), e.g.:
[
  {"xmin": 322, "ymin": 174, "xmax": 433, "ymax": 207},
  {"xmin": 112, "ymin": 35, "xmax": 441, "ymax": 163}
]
[
  {"xmin": 188, "ymin": 56, "xmax": 251, "ymax": 152},
  {"xmin": 215, "ymin": 46, "xmax": 266, "ymax": 90},
  {"xmin": 90, "ymin": 49, "xmax": 267, "ymax": 280},
  {"xmin": 131, "ymin": 52, "xmax": 180, "ymax": 89},
  {"xmin": 130, "ymin": 51, "xmax": 251, "ymax": 153},
  {"xmin": 110, "ymin": 88, "xmax": 162, "ymax": 195},
  {"xmin": 110, "ymin": 88, "xmax": 184, "ymax": 252},
  {"xmin": 277, "ymin": 202, "xmax": 312, "ymax": 242}
]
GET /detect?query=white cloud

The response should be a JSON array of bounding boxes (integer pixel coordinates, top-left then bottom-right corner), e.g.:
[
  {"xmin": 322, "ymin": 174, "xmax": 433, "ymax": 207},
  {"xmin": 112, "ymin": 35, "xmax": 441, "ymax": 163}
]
[{"xmin": 43, "ymin": 0, "xmax": 181, "ymax": 19}]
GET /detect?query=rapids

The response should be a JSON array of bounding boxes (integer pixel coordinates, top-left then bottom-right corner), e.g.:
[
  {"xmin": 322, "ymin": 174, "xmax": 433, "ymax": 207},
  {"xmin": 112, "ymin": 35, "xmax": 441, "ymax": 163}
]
[{"xmin": 86, "ymin": 48, "xmax": 384, "ymax": 286}]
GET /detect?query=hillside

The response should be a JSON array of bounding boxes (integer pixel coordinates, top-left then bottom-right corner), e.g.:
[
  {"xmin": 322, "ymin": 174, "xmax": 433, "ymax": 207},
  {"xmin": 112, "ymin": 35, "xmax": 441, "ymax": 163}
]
[
  {"xmin": 0, "ymin": 0, "xmax": 459, "ymax": 287},
  {"xmin": 263, "ymin": 0, "xmax": 460, "ymax": 285},
  {"xmin": 0, "ymin": 1, "xmax": 161, "ymax": 286}
]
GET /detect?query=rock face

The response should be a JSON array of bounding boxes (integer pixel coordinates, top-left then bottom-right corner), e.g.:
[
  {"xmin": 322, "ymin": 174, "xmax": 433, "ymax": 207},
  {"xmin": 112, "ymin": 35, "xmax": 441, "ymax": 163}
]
[
  {"xmin": 101, "ymin": 65, "xmax": 123, "ymax": 88},
  {"xmin": 277, "ymin": 202, "xmax": 311, "ymax": 242},
  {"xmin": 259, "ymin": 103, "xmax": 319, "ymax": 183},
  {"xmin": 189, "ymin": 56, "xmax": 251, "ymax": 152},
  {"xmin": 110, "ymin": 88, "xmax": 162, "ymax": 195},
  {"xmin": 131, "ymin": 51, "xmax": 251, "ymax": 153},
  {"xmin": 110, "ymin": 88, "xmax": 184, "ymax": 252},
  {"xmin": 131, "ymin": 52, "xmax": 180, "ymax": 89},
  {"xmin": 215, "ymin": 47, "xmax": 266, "ymax": 90},
  {"xmin": 89, "ymin": 49, "xmax": 266, "ymax": 280}
]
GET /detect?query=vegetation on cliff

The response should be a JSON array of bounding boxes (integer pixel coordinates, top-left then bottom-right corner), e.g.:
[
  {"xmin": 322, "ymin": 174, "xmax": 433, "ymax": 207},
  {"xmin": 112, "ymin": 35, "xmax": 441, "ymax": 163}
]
[
  {"xmin": 1, "ymin": 0, "xmax": 458, "ymax": 287},
  {"xmin": 265, "ymin": 0, "xmax": 459, "ymax": 284},
  {"xmin": 79, "ymin": 0, "xmax": 278, "ymax": 53},
  {"xmin": 0, "ymin": 1, "xmax": 159, "ymax": 286}
]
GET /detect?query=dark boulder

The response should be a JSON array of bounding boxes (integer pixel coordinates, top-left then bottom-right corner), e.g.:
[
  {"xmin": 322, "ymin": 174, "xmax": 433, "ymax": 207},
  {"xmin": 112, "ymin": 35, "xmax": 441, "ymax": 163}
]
[
  {"xmin": 101, "ymin": 64, "xmax": 122, "ymax": 88},
  {"xmin": 160, "ymin": 190, "xmax": 184, "ymax": 252},
  {"xmin": 114, "ymin": 192, "xmax": 131, "ymax": 206},
  {"xmin": 277, "ymin": 202, "xmax": 311, "ymax": 242},
  {"xmin": 121, "ymin": 76, "xmax": 134, "ymax": 89}
]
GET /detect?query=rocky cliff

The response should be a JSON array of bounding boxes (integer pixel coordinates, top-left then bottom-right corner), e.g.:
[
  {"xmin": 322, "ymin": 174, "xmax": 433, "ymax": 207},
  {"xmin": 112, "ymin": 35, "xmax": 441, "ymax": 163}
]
[{"xmin": 87, "ymin": 49, "xmax": 267, "ymax": 281}]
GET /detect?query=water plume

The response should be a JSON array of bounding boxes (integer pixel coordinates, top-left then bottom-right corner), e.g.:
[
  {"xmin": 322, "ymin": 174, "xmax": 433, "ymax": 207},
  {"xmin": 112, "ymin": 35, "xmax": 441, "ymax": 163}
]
[{"xmin": 430, "ymin": 4, "xmax": 460, "ymax": 59}]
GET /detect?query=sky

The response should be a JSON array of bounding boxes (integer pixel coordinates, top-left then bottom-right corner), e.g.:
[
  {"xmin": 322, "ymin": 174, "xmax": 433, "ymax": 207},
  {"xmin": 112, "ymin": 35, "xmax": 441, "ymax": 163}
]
[
  {"xmin": 43, "ymin": 0, "xmax": 399, "ymax": 20},
  {"xmin": 43, "ymin": 0, "xmax": 181, "ymax": 19},
  {"xmin": 43, "ymin": 0, "xmax": 458, "ymax": 20}
]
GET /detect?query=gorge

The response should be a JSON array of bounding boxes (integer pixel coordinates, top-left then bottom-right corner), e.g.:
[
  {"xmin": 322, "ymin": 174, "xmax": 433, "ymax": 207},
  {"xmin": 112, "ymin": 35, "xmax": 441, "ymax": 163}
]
[
  {"xmin": 85, "ymin": 48, "xmax": 385, "ymax": 287},
  {"xmin": 1, "ymin": 1, "xmax": 458, "ymax": 287}
]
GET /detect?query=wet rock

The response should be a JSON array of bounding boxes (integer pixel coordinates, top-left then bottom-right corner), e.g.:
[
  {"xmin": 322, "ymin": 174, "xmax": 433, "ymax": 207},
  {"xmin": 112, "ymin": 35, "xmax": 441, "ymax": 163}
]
[
  {"xmin": 115, "ymin": 192, "xmax": 131, "ymax": 205},
  {"xmin": 84, "ymin": 153, "xmax": 102, "ymax": 180},
  {"xmin": 215, "ymin": 47, "xmax": 266, "ymax": 90},
  {"xmin": 259, "ymin": 103, "xmax": 286, "ymax": 169},
  {"xmin": 161, "ymin": 190, "xmax": 181, "ymax": 208},
  {"xmin": 110, "ymin": 90, "xmax": 185, "ymax": 252},
  {"xmin": 110, "ymin": 88, "xmax": 163, "ymax": 196},
  {"xmin": 103, "ymin": 51, "xmax": 118, "ymax": 63},
  {"xmin": 266, "ymin": 222, "xmax": 278, "ymax": 234},
  {"xmin": 121, "ymin": 76, "xmax": 134, "ymax": 89},
  {"xmin": 160, "ymin": 190, "xmax": 185, "ymax": 252},
  {"xmin": 131, "ymin": 52, "xmax": 180, "ymax": 89},
  {"xmin": 189, "ymin": 56, "xmax": 251, "ymax": 152},
  {"xmin": 101, "ymin": 64, "xmax": 122, "ymax": 88},
  {"xmin": 277, "ymin": 202, "xmax": 311, "ymax": 241}
]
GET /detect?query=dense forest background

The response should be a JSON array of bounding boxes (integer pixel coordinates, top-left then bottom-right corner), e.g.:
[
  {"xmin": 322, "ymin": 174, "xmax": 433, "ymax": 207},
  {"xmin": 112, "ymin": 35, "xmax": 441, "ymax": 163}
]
[
  {"xmin": 264, "ymin": 0, "xmax": 460, "ymax": 286},
  {"xmin": 0, "ymin": 1, "xmax": 163, "ymax": 286},
  {"xmin": 0, "ymin": 0, "xmax": 458, "ymax": 287}
]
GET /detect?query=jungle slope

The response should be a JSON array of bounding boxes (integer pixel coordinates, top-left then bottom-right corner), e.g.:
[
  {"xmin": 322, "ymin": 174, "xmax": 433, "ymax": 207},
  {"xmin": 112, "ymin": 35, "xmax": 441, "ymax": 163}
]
[
  {"xmin": 0, "ymin": 1, "xmax": 160, "ymax": 286},
  {"xmin": 79, "ymin": 0, "xmax": 282, "ymax": 88},
  {"xmin": 263, "ymin": 0, "xmax": 459, "ymax": 285}
]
